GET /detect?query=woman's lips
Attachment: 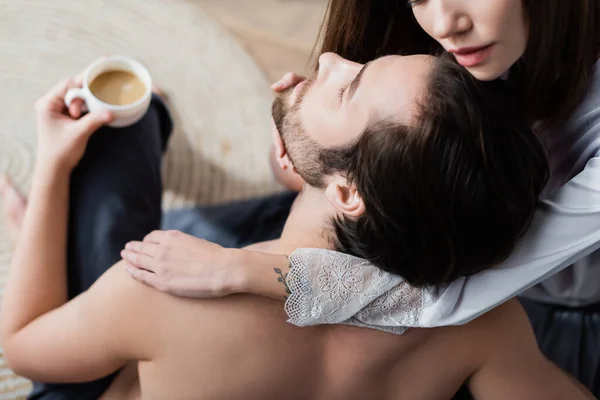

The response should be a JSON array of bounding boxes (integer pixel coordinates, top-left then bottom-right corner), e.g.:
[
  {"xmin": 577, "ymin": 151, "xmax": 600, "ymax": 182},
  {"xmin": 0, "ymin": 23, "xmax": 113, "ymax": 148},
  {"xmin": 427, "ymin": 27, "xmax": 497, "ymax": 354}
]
[{"xmin": 451, "ymin": 44, "xmax": 494, "ymax": 68}]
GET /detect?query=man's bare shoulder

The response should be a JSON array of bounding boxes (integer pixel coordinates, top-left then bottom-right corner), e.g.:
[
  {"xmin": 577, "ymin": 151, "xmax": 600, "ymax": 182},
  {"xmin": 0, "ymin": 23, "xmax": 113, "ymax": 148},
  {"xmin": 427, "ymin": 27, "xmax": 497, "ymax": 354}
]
[
  {"xmin": 90, "ymin": 262, "xmax": 167, "ymax": 307},
  {"xmin": 95, "ymin": 263, "xmax": 296, "ymax": 338},
  {"xmin": 85, "ymin": 262, "xmax": 172, "ymax": 355},
  {"xmin": 464, "ymin": 299, "xmax": 594, "ymax": 400},
  {"xmin": 461, "ymin": 299, "xmax": 533, "ymax": 346},
  {"xmin": 444, "ymin": 299, "xmax": 539, "ymax": 373}
]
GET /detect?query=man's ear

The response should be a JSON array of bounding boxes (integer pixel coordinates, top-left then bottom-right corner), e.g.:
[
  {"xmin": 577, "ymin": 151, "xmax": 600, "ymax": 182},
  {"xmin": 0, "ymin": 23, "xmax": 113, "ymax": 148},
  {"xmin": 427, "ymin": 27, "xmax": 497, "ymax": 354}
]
[
  {"xmin": 269, "ymin": 146, "xmax": 304, "ymax": 192},
  {"xmin": 325, "ymin": 178, "xmax": 365, "ymax": 218},
  {"xmin": 269, "ymin": 118, "xmax": 304, "ymax": 191},
  {"xmin": 271, "ymin": 118, "xmax": 289, "ymax": 170}
]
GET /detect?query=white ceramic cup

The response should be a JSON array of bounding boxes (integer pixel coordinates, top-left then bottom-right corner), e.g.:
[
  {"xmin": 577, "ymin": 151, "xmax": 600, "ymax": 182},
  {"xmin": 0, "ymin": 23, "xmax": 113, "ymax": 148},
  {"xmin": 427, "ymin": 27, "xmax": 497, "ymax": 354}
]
[{"xmin": 64, "ymin": 56, "xmax": 152, "ymax": 128}]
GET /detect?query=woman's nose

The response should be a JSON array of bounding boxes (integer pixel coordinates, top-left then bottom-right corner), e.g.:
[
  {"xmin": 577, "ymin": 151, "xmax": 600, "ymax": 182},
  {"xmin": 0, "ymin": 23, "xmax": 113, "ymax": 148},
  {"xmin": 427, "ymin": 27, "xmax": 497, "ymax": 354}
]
[{"xmin": 431, "ymin": 1, "xmax": 472, "ymax": 40}]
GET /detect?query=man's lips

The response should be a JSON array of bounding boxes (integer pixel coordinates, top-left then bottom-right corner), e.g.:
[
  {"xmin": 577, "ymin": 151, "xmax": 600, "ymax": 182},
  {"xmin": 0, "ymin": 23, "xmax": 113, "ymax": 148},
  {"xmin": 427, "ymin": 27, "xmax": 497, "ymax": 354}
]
[
  {"xmin": 449, "ymin": 44, "xmax": 495, "ymax": 68},
  {"xmin": 290, "ymin": 80, "xmax": 307, "ymax": 105}
]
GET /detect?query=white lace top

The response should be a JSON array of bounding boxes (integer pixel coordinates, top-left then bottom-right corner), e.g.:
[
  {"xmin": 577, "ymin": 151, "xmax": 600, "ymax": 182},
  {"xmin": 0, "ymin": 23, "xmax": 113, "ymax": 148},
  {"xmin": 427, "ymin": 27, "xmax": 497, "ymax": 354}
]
[
  {"xmin": 285, "ymin": 249, "xmax": 423, "ymax": 334},
  {"xmin": 284, "ymin": 61, "xmax": 600, "ymax": 333}
]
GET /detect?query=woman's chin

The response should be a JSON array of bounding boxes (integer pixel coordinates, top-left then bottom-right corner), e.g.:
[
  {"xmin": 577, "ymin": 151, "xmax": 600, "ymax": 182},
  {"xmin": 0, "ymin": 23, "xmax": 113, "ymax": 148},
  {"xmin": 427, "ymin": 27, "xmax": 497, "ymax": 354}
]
[{"xmin": 465, "ymin": 65, "xmax": 507, "ymax": 81}]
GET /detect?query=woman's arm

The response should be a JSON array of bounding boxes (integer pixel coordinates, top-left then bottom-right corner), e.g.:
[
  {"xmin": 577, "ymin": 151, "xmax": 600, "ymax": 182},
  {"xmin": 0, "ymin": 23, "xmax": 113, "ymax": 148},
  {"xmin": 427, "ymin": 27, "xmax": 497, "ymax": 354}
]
[
  {"xmin": 121, "ymin": 231, "xmax": 293, "ymax": 301},
  {"xmin": 1, "ymin": 77, "xmax": 172, "ymax": 383},
  {"xmin": 419, "ymin": 153, "xmax": 600, "ymax": 326},
  {"xmin": 287, "ymin": 153, "xmax": 600, "ymax": 329},
  {"xmin": 121, "ymin": 68, "xmax": 600, "ymax": 330},
  {"xmin": 123, "ymin": 152, "xmax": 600, "ymax": 331}
]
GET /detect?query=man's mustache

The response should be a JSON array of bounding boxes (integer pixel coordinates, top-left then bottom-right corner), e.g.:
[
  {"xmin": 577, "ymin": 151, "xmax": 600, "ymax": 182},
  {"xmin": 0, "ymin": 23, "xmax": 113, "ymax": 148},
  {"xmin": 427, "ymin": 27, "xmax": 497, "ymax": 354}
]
[{"xmin": 271, "ymin": 75, "xmax": 315, "ymax": 129}]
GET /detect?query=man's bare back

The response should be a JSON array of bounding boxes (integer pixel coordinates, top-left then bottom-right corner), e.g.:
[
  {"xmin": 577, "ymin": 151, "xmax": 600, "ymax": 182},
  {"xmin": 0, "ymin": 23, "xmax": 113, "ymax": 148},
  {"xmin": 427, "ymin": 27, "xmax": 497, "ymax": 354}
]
[{"xmin": 93, "ymin": 264, "xmax": 589, "ymax": 400}]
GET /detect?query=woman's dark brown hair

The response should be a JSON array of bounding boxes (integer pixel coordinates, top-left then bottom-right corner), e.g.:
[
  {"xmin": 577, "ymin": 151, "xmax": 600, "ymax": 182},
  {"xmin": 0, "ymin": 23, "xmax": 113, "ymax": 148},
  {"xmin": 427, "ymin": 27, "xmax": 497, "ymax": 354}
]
[{"xmin": 317, "ymin": 0, "xmax": 600, "ymax": 129}]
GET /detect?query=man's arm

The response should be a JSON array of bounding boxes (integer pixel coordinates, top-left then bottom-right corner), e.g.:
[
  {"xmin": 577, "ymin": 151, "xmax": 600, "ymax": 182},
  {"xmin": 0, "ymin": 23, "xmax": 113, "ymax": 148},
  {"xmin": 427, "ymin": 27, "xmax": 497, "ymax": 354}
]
[
  {"xmin": 2, "ymin": 263, "xmax": 157, "ymax": 382},
  {"xmin": 0, "ymin": 78, "xmax": 153, "ymax": 382},
  {"xmin": 1, "ymin": 162, "xmax": 71, "ymax": 339},
  {"xmin": 0, "ymin": 77, "xmax": 111, "ymax": 340},
  {"xmin": 467, "ymin": 300, "xmax": 595, "ymax": 400}
]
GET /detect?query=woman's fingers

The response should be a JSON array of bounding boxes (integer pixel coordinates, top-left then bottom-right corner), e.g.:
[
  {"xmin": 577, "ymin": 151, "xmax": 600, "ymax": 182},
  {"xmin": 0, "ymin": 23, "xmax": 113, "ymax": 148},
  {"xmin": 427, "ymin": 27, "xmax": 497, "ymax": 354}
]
[
  {"xmin": 271, "ymin": 72, "xmax": 306, "ymax": 92},
  {"xmin": 143, "ymin": 230, "xmax": 168, "ymax": 244},
  {"xmin": 121, "ymin": 249, "xmax": 157, "ymax": 271},
  {"xmin": 125, "ymin": 241, "xmax": 160, "ymax": 258},
  {"xmin": 124, "ymin": 263, "xmax": 163, "ymax": 290}
]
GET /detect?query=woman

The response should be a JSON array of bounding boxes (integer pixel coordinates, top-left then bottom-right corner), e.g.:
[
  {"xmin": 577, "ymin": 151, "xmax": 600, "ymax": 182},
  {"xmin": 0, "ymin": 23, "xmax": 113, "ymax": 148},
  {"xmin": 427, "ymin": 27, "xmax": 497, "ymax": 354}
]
[{"xmin": 121, "ymin": 0, "xmax": 600, "ymax": 394}]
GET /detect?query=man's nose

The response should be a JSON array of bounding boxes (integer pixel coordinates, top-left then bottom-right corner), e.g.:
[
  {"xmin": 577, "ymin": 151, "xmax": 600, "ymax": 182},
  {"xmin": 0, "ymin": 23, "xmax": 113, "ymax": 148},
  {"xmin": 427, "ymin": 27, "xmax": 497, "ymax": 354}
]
[
  {"xmin": 318, "ymin": 52, "xmax": 362, "ymax": 80},
  {"xmin": 431, "ymin": 0, "xmax": 472, "ymax": 40}
]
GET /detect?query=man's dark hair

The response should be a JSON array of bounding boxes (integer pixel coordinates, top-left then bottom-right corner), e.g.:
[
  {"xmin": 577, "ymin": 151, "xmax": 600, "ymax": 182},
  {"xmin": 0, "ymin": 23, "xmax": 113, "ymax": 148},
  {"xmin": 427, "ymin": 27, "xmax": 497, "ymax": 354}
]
[{"xmin": 314, "ymin": 56, "xmax": 549, "ymax": 287}]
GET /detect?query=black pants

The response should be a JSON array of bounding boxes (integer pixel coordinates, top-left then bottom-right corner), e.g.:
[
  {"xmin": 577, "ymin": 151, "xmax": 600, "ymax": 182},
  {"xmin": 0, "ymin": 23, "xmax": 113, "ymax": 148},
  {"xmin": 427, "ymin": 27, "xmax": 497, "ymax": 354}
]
[{"xmin": 520, "ymin": 297, "xmax": 600, "ymax": 397}]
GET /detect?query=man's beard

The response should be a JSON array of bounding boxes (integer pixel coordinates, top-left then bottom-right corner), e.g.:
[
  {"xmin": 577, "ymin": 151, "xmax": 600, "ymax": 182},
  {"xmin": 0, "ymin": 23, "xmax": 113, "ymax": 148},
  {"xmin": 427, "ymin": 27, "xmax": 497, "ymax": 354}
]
[
  {"xmin": 272, "ymin": 85, "xmax": 355, "ymax": 189},
  {"xmin": 271, "ymin": 79, "xmax": 331, "ymax": 188}
]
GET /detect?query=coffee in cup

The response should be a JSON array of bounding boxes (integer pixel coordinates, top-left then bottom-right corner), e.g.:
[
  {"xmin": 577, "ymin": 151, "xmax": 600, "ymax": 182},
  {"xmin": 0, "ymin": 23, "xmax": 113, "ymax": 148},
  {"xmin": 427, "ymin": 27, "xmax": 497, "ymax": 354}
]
[
  {"xmin": 89, "ymin": 70, "xmax": 147, "ymax": 106},
  {"xmin": 65, "ymin": 56, "xmax": 152, "ymax": 128}
]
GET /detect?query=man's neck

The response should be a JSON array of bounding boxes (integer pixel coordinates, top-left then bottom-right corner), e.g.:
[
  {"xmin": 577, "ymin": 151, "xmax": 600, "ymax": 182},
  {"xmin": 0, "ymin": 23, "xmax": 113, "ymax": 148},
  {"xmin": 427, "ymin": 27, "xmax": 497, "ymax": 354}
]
[{"xmin": 270, "ymin": 189, "xmax": 335, "ymax": 255}]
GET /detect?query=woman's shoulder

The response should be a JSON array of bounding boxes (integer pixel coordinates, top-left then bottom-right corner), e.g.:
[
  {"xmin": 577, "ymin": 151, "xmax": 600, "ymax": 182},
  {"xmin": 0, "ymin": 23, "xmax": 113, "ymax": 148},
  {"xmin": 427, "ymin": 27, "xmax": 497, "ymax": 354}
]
[
  {"xmin": 570, "ymin": 60, "xmax": 600, "ymax": 123},
  {"xmin": 543, "ymin": 60, "xmax": 600, "ymax": 193},
  {"xmin": 546, "ymin": 60, "xmax": 600, "ymax": 135}
]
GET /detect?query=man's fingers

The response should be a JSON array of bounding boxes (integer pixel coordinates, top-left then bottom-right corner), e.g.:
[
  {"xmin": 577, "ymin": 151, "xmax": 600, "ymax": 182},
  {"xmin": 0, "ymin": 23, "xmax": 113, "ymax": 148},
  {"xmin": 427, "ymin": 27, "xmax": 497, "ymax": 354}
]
[
  {"xmin": 74, "ymin": 111, "xmax": 113, "ymax": 136},
  {"xmin": 68, "ymin": 99, "xmax": 86, "ymax": 119},
  {"xmin": 125, "ymin": 241, "xmax": 160, "ymax": 258},
  {"xmin": 121, "ymin": 250, "xmax": 157, "ymax": 272},
  {"xmin": 36, "ymin": 78, "xmax": 72, "ymax": 112},
  {"xmin": 65, "ymin": 77, "xmax": 86, "ymax": 117},
  {"xmin": 49, "ymin": 78, "xmax": 74, "ymax": 98}
]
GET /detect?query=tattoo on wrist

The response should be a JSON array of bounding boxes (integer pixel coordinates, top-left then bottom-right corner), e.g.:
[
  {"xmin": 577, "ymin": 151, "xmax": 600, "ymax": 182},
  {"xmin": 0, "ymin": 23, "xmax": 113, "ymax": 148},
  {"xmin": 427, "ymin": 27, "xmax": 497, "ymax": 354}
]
[{"xmin": 274, "ymin": 267, "xmax": 292, "ymax": 300}]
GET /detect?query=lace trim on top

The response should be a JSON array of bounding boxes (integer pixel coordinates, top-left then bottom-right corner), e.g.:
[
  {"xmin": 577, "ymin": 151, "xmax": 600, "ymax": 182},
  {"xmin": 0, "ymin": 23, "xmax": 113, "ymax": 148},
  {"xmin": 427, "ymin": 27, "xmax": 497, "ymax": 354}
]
[{"xmin": 285, "ymin": 248, "xmax": 424, "ymax": 335}]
